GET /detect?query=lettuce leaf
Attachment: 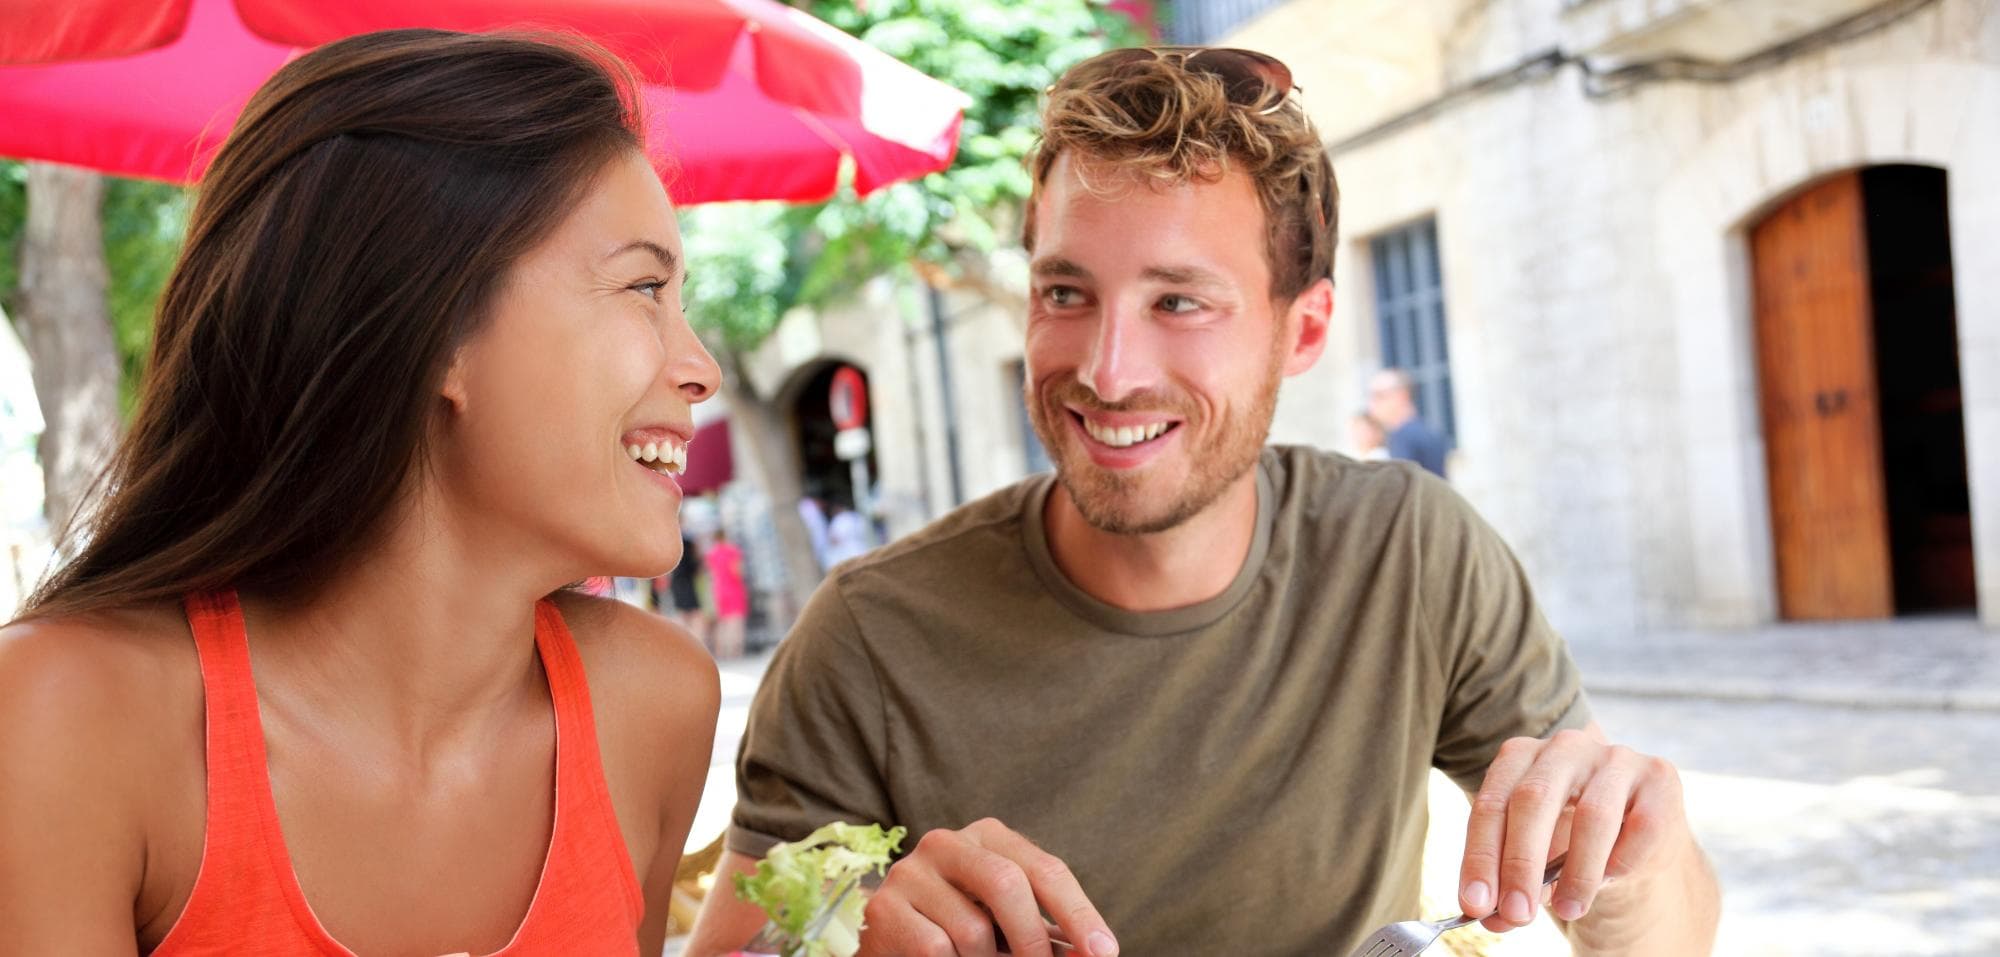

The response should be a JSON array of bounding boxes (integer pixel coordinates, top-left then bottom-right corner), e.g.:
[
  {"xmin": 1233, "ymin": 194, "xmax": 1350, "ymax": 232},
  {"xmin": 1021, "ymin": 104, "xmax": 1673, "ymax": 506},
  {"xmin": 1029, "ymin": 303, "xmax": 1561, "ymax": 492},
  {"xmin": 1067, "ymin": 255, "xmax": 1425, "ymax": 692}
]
[{"xmin": 734, "ymin": 822, "xmax": 907, "ymax": 957}]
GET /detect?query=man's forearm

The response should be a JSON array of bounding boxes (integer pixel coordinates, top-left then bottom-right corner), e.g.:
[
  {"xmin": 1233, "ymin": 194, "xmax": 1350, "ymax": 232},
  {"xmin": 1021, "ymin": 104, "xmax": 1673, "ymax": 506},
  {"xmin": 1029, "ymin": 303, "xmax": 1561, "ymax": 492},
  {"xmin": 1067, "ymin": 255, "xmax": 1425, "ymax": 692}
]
[{"xmin": 1563, "ymin": 836, "xmax": 1720, "ymax": 956}]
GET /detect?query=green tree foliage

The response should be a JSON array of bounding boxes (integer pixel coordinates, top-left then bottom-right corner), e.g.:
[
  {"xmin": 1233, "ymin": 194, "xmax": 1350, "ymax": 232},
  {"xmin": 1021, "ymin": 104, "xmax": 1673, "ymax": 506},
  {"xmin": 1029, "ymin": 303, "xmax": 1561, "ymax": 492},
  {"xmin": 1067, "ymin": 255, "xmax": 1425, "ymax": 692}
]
[
  {"xmin": 683, "ymin": 0, "xmax": 1137, "ymax": 352},
  {"xmin": 100, "ymin": 177, "xmax": 189, "ymax": 413},
  {"xmin": 0, "ymin": 159, "xmax": 188, "ymax": 415},
  {"xmin": 0, "ymin": 162, "xmax": 23, "ymax": 307}
]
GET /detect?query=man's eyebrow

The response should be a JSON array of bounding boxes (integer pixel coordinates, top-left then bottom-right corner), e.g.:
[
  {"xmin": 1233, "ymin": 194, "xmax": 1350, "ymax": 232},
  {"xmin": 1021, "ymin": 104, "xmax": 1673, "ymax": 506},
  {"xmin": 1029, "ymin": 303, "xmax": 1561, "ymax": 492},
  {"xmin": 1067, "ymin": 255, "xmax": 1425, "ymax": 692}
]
[
  {"xmin": 1140, "ymin": 264, "xmax": 1230, "ymax": 287},
  {"xmin": 607, "ymin": 240, "xmax": 681, "ymax": 278},
  {"xmin": 1030, "ymin": 257, "xmax": 1091, "ymax": 280}
]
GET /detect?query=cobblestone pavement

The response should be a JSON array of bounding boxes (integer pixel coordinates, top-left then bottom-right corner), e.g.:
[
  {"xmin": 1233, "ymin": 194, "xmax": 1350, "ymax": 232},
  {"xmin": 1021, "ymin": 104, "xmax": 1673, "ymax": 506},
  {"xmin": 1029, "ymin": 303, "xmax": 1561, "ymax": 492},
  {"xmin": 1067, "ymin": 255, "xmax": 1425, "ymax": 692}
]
[
  {"xmin": 1568, "ymin": 615, "xmax": 2000, "ymax": 712},
  {"xmin": 1583, "ymin": 695, "xmax": 2000, "ymax": 957}
]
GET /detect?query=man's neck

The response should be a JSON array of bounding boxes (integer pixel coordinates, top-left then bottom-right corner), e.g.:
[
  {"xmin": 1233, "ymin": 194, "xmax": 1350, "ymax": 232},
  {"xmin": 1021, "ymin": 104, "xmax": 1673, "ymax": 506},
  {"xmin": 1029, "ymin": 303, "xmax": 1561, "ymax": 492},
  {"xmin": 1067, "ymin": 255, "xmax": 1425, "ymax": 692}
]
[{"xmin": 1042, "ymin": 468, "xmax": 1261, "ymax": 613}]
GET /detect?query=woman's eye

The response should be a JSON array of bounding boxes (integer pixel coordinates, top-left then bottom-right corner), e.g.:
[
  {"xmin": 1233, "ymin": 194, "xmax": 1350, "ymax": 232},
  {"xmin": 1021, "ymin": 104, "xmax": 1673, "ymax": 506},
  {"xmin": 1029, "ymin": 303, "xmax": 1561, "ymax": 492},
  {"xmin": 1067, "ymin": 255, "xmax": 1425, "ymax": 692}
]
[{"xmin": 630, "ymin": 280, "xmax": 667, "ymax": 301}]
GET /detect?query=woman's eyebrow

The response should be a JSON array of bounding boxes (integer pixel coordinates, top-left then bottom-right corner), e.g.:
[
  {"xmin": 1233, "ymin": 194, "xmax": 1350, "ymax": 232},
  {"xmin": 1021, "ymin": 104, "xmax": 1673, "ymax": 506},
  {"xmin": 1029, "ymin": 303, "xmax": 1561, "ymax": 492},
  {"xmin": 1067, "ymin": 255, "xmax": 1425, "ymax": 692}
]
[{"xmin": 605, "ymin": 239, "xmax": 680, "ymax": 279}]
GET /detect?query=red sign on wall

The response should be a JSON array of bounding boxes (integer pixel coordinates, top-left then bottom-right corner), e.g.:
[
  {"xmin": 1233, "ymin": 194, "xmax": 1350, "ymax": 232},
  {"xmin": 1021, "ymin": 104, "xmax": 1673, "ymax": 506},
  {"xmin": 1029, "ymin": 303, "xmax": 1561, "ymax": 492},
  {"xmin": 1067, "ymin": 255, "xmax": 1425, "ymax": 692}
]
[{"xmin": 829, "ymin": 366, "xmax": 869, "ymax": 431}]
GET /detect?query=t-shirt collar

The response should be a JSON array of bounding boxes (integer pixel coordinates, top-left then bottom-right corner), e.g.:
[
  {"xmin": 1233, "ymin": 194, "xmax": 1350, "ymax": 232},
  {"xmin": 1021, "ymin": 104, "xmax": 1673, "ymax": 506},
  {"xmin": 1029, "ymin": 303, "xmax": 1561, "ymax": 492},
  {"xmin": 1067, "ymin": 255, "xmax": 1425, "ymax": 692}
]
[{"xmin": 1020, "ymin": 450, "xmax": 1276, "ymax": 637}]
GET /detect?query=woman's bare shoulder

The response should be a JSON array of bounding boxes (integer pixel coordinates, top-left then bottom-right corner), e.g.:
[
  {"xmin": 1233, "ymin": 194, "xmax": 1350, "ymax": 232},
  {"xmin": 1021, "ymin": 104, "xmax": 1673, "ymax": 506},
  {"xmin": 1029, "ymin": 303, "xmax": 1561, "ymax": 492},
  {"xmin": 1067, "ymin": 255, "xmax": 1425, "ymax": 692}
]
[
  {"xmin": 0, "ymin": 602, "xmax": 200, "ymax": 743},
  {"xmin": 0, "ymin": 603, "xmax": 203, "ymax": 909},
  {"xmin": 548, "ymin": 591, "xmax": 719, "ymax": 717}
]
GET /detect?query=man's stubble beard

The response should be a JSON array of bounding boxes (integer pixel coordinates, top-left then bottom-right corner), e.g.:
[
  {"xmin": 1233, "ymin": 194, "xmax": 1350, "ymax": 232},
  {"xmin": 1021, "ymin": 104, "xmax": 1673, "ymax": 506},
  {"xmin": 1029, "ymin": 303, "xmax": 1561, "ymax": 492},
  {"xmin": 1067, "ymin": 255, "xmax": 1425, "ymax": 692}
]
[{"xmin": 1028, "ymin": 342, "xmax": 1285, "ymax": 536}]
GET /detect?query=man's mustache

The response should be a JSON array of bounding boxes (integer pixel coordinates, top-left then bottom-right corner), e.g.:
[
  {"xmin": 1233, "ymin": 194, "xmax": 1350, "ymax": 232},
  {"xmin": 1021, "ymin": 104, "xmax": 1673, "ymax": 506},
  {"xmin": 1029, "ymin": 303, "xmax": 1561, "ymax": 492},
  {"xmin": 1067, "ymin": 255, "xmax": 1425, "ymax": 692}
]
[{"xmin": 1041, "ymin": 380, "xmax": 1196, "ymax": 417}]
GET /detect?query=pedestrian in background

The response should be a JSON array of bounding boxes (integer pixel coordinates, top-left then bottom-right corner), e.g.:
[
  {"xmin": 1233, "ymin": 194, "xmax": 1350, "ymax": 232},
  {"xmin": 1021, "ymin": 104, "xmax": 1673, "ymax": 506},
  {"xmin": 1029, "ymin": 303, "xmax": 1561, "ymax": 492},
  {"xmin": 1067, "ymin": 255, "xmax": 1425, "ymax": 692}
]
[
  {"xmin": 658, "ymin": 532, "xmax": 708, "ymax": 648},
  {"xmin": 1368, "ymin": 367, "xmax": 1450, "ymax": 478},
  {"xmin": 705, "ymin": 530, "xmax": 747, "ymax": 659},
  {"xmin": 796, "ymin": 491, "xmax": 832, "ymax": 574},
  {"xmin": 1348, "ymin": 410, "xmax": 1391, "ymax": 461},
  {"xmin": 822, "ymin": 500, "xmax": 875, "ymax": 568}
]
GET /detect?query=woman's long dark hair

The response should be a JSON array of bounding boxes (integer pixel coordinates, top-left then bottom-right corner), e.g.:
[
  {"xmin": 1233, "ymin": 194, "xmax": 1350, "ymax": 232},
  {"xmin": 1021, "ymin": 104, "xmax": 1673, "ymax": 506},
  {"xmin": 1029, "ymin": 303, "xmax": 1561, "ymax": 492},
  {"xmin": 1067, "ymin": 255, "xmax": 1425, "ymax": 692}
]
[{"xmin": 18, "ymin": 30, "xmax": 643, "ymax": 621}]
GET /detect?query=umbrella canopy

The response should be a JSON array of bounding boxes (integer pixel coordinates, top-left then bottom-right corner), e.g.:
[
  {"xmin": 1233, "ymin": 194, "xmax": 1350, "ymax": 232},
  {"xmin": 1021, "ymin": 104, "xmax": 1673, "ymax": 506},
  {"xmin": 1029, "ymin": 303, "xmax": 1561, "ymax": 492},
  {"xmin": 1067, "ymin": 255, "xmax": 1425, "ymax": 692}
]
[{"xmin": 0, "ymin": 0, "xmax": 966, "ymax": 203}]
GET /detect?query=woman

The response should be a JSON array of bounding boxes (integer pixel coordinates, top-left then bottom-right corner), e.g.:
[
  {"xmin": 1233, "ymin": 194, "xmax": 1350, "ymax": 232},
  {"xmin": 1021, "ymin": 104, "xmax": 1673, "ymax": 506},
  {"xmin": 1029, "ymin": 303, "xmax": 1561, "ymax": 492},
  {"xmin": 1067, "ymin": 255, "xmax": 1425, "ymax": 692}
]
[
  {"xmin": 0, "ymin": 30, "xmax": 721, "ymax": 954},
  {"xmin": 703, "ymin": 530, "xmax": 747, "ymax": 659}
]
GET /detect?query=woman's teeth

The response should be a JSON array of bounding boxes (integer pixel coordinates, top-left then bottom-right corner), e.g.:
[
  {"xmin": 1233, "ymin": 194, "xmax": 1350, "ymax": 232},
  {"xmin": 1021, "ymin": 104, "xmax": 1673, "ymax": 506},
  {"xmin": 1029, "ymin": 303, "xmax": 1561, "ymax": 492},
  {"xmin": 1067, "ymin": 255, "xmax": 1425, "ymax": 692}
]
[
  {"xmin": 626, "ymin": 440, "xmax": 687, "ymax": 475},
  {"xmin": 1083, "ymin": 420, "xmax": 1172, "ymax": 449}
]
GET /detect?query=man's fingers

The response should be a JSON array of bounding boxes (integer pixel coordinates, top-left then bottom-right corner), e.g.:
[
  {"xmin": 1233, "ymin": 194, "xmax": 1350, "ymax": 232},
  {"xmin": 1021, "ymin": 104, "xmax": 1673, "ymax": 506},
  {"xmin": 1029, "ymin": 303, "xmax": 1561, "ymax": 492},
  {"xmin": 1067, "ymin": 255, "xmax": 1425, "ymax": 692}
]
[
  {"xmin": 905, "ymin": 874, "xmax": 1003, "ymax": 957},
  {"xmin": 967, "ymin": 821, "xmax": 1118, "ymax": 957},
  {"xmin": 1461, "ymin": 736, "xmax": 1541, "ymax": 918},
  {"xmin": 1603, "ymin": 756, "xmax": 1684, "ymax": 880},
  {"xmin": 1549, "ymin": 747, "xmax": 1640, "ymax": 921},
  {"xmin": 1495, "ymin": 729, "xmax": 1596, "ymax": 926},
  {"xmin": 862, "ymin": 889, "xmax": 960, "ymax": 957}
]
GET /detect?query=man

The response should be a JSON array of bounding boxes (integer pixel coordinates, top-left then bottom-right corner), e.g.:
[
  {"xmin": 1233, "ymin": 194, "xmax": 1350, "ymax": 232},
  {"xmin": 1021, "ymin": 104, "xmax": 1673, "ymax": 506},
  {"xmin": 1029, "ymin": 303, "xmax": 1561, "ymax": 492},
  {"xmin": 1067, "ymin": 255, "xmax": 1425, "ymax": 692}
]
[
  {"xmin": 1368, "ymin": 368, "xmax": 1451, "ymax": 479},
  {"xmin": 688, "ymin": 46, "xmax": 1718, "ymax": 957},
  {"xmin": 799, "ymin": 492, "xmax": 834, "ymax": 573}
]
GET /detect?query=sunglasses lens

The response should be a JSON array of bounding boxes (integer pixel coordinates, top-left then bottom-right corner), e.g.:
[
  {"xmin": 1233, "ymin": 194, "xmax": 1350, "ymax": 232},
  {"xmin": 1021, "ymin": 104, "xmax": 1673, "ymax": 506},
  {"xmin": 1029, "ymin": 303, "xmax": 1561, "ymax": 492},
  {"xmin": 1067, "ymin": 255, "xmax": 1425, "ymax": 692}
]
[
  {"xmin": 1063, "ymin": 47, "xmax": 1296, "ymax": 113},
  {"xmin": 1182, "ymin": 48, "xmax": 1294, "ymax": 112}
]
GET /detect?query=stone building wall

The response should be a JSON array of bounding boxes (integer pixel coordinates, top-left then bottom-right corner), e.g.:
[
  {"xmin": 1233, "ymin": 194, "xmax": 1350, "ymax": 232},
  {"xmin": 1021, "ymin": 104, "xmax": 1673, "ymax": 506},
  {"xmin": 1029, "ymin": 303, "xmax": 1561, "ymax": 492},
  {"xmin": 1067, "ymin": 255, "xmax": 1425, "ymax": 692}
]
[{"xmin": 1231, "ymin": 0, "xmax": 2000, "ymax": 632}]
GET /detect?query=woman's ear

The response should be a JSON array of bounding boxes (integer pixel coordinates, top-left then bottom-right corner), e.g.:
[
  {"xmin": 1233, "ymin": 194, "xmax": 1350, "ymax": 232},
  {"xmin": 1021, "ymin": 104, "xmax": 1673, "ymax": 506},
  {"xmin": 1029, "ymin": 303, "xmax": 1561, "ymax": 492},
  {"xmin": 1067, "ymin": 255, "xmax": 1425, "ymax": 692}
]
[{"xmin": 440, "ymin": 345, "xmax": 473, "ymax": 414}]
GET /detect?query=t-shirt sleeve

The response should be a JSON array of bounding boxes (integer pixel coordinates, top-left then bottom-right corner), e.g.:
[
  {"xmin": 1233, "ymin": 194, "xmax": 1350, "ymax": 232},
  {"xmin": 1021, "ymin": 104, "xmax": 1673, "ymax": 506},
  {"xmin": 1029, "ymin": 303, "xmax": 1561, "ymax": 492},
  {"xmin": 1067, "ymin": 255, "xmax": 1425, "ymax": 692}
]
[
  {"xmin": 1412, "ymin": 473, "xmax": 1592, "ymax": 793},
  {"xmin": 726, "ymin": 576, "xmax": 896, "ymax": 859}
]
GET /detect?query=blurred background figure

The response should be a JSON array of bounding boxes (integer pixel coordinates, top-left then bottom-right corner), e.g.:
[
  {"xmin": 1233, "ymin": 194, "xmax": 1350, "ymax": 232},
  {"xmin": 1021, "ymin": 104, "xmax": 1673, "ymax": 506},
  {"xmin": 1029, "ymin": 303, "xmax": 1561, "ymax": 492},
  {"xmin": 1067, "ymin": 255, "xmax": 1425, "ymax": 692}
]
[
  {"xmin": 822, "ymin": 499, "xmax": 876, "ymax": 569},
  {"xmin": 1348, "ymin": 410, "xmax": 1390, "ymax": 462},
  {"xmin": 658, "ymin": 531, "xmax": 709, "ymax": 648},
  {"xmin": 705, "ymin": 529, "xmax": 747, "ymax": 659},
  {"xmin": 1368, "ymin": 367, "xmax": 1449, "ymax": 479},
  {"xmin": 796, "ymin": 490, "xmax": 832, "ymax": 574}
]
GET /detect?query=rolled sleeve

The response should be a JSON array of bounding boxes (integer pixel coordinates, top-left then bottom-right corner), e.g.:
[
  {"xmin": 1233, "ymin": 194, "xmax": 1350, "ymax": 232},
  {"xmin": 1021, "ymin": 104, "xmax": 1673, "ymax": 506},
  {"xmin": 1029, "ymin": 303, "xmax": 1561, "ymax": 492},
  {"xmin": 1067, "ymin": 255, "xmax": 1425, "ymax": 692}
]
[
  {"xmin": 1411, "ymin": 473, "xmax": 1594, "ymax": 792},
  {"xmin": 728, "ymin": 576, "xmax": 896, "ymax": 857}
]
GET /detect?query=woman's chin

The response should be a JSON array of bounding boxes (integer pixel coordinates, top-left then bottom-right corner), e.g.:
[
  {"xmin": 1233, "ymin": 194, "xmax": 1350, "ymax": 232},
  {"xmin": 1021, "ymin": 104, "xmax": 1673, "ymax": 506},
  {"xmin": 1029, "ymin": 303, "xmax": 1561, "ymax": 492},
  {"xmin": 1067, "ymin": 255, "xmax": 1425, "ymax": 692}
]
[{"xmin": 608, "ymin": 541, "xmax": 684, "ymax": 580}]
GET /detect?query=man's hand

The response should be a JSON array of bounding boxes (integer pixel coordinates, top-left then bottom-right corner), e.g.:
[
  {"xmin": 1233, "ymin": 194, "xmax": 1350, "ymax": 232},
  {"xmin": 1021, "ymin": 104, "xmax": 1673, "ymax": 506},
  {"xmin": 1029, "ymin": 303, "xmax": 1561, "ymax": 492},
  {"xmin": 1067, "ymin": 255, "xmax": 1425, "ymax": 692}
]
[
  {"xmin": 1457, "ymin": 724, "xmax": 1696, "ymax": 934},
  {"xmin": 858, "ymin": 818, "xmax": 1118, "ymax": 957}
]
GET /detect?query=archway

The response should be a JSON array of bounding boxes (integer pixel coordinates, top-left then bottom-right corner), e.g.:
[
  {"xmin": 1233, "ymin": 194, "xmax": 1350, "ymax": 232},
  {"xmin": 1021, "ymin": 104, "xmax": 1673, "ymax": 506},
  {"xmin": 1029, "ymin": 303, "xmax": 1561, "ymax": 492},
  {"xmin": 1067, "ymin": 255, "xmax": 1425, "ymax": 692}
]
[{"xmin": 1749, "ymin": 165, "xmax": 1975, "ymax": 619}]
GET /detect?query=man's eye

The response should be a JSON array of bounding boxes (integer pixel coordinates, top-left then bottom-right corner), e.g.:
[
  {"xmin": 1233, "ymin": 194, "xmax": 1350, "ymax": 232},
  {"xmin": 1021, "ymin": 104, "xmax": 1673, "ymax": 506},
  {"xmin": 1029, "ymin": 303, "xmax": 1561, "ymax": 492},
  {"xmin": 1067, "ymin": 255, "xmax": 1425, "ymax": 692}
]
[
  {"xmin": 1158, "ymin": 295, "xmax": 1201, "ymax": 314},
  {"xmin": 1043, "ymin": 286, "xmax": 1084, "ymax": 307}
]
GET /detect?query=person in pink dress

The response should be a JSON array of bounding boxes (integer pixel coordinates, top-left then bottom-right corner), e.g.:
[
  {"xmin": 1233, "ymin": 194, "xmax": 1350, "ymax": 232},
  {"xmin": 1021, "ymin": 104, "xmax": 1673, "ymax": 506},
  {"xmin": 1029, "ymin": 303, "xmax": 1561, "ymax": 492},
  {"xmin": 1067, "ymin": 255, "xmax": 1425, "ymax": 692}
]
[{"xmin": 704, "ymin": 531, "xmax": 748, "ymax": 659}]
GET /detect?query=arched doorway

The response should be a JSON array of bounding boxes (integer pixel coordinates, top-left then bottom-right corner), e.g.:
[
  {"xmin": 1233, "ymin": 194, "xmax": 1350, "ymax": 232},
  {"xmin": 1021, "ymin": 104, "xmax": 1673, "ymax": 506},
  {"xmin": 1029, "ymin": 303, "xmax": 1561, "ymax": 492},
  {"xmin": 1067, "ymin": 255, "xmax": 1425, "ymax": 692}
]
[
  {"xmin": 1750, "ymin": 165, "xmax": 1975, "ymax": 620},
  {"xmin": 789, "ymin": 359, "xmax": 879, "ymax": 497}
]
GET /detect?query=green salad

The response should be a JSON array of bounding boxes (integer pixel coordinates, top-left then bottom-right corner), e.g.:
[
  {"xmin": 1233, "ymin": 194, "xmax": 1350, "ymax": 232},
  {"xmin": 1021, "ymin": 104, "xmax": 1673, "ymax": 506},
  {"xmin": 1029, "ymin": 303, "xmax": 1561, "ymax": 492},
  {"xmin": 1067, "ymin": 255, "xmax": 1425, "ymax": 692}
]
[{"xmin": 734, "ymin": 822, "xmax": 907, "ymax": 957}]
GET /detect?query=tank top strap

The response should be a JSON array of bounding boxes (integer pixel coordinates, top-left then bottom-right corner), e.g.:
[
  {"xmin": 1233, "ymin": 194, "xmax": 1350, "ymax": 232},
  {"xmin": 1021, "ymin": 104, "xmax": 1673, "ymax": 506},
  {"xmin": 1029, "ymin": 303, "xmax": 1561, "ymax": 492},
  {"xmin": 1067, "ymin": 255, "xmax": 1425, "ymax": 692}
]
[
  {"xmin": 182, "ymin": 590, "xmax": 283, "ymax": 842},
  {"xmin": 156, "ymin": 590, "xmax": 331, "ymax": 956},
  {"xmin": 531, "ymin": 598, "xmax": 646, "ymax": 925}
]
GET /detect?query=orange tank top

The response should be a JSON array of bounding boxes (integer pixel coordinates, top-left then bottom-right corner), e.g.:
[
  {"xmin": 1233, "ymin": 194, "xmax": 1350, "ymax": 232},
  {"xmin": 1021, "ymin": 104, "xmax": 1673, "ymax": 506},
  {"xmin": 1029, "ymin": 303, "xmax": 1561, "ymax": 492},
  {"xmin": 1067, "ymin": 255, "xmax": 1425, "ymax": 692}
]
[{"xmin": 152, "ymin": 591, "xmax": 644, "ymax": 956}]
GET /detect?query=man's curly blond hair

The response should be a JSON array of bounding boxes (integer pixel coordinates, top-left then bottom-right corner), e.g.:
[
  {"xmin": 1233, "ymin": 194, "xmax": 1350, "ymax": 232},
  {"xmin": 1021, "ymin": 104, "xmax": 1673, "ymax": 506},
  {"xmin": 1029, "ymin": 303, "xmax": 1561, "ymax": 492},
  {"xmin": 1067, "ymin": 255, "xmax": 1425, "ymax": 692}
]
[{"xmin": 1023, "ymin": 47, "xmax": 1339, "ymax": 302}]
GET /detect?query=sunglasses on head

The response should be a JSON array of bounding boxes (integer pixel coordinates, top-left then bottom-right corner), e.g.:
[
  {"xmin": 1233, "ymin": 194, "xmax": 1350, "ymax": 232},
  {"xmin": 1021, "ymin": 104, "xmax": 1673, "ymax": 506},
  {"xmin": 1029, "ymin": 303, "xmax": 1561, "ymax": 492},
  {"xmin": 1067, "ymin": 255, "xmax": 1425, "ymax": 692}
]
[{"xmin": 1073, "ymin": 46, "xmax": 1297, "ymax": 115}]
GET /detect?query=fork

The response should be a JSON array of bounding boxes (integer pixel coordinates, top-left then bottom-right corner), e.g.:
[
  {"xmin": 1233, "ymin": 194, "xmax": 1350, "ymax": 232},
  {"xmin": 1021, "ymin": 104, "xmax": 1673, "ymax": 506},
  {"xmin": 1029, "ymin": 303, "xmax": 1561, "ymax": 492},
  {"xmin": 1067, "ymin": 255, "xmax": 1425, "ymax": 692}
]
[
  {"xmin": 1346, "ymin": 854, "xmax": 1566, "ymax": 957},
  {"xmin": 740, "ymin": 876, "xmax": 860, "ymax": 955}
]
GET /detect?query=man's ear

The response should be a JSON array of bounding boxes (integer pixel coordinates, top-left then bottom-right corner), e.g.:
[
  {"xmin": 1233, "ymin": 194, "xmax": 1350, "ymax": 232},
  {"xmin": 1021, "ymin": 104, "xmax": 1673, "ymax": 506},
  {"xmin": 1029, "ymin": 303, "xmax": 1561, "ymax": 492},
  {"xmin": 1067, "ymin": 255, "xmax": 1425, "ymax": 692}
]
[{"xmin": 1282, "ymin": 277, "xmax": 1333, "ymax": 377}]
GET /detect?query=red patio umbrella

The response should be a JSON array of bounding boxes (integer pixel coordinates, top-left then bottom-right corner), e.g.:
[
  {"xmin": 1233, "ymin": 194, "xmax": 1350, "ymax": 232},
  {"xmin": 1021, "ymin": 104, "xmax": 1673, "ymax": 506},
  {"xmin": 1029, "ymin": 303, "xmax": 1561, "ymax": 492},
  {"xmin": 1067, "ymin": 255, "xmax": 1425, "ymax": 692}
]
[{"xmin": 0, "ymin": 0, "xmax": 966, "ymax": 203}]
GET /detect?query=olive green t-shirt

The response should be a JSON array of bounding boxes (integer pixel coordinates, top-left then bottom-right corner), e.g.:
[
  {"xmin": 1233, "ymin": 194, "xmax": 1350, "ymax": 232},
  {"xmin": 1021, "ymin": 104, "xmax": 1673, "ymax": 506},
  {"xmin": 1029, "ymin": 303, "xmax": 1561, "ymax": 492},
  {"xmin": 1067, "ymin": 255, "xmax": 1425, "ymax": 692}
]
[{"xmin": 728, "ymin": 446, "xmax": 1590, "ymax": 956}]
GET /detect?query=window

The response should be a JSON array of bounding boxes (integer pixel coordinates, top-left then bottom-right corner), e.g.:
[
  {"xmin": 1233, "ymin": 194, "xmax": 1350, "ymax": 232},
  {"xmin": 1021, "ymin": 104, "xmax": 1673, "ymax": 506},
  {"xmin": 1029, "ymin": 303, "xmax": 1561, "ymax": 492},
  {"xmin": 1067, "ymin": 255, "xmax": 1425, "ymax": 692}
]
[{"xmin": 1370, "ymin": 218, "xmax": 1456, "ymax": 443}]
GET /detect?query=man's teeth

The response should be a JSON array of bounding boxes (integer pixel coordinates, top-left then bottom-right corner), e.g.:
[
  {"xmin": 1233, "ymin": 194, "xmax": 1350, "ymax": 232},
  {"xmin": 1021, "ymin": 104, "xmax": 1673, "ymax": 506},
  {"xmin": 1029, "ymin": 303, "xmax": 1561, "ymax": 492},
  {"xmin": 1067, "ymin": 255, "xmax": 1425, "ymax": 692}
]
[
  {"xmin": 1083, "ymin": 420, "xmax": 1171, "ymax": 448},
  {"xmin": 625, "ymin": 440, "xmax": 688, "ymax": 474}
]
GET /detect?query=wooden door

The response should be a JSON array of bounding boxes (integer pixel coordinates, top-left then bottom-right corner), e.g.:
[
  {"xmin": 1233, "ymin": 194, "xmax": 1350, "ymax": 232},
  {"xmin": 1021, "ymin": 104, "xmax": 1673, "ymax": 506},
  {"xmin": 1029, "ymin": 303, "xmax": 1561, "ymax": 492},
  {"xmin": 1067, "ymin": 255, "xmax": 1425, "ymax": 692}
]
[{"xmin": 1750, "ymin": 171, "xmax": 1895, "ymax": 619}]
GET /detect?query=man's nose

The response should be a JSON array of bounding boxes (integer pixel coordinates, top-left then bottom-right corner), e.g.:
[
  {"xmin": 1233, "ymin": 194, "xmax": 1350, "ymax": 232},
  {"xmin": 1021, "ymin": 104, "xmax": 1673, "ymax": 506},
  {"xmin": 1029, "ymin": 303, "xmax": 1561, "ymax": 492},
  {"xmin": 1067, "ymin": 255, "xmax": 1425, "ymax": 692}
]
[{"xmin": 1076, "ymin": 307, "xmax": 1155, "ymax": 404}]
